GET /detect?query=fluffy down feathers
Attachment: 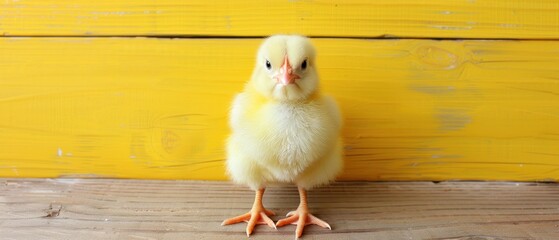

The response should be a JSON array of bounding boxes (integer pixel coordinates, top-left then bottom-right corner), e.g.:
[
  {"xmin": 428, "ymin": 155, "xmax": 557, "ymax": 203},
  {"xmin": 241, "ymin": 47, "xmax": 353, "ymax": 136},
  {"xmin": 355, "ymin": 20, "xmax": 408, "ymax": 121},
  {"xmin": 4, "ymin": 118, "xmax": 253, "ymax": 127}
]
[{"xmin": 226, "ymin": 35, "xmax": 343, "ymax": 190}]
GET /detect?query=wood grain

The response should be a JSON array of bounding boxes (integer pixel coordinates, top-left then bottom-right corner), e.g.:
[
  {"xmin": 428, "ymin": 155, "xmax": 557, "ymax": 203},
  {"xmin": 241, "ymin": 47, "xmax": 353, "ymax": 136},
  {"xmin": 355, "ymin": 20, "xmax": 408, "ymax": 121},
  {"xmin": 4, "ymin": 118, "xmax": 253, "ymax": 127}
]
[
  {"xmin": 1, "ymin": 38, "xmax": 559, "ymax": 181},
  {"xmin": 0, "ymin": 0, "xmax": 558, "ymax": 39},
  {"xmin": 1, "ymin": 179, "xmax": 558, "ymax": 239}
]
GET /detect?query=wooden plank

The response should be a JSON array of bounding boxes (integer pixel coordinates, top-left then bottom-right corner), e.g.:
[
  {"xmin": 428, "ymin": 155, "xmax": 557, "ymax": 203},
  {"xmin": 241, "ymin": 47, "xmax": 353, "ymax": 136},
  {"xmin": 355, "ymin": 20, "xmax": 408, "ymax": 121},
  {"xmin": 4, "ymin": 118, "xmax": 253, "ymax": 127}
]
[
  {"xmin": 1, "ymin": 38, "xmax": 559, "ymax": 181},
  {"xmin": 0, "ymin": 0, "xmax": 558, "ymax": 39},
  {"xmin": 1, "ymin": 179, "xmax": 558, "ymax": 239}
]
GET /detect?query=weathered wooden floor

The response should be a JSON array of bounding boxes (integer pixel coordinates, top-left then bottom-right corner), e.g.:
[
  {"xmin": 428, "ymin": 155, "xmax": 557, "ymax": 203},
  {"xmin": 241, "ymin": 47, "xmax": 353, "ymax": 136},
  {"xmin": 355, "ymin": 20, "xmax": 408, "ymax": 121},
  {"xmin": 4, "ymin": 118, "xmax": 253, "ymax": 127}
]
[{"xmin": 1, "ymin": 179, "xmax": 558, "ymax": 240}]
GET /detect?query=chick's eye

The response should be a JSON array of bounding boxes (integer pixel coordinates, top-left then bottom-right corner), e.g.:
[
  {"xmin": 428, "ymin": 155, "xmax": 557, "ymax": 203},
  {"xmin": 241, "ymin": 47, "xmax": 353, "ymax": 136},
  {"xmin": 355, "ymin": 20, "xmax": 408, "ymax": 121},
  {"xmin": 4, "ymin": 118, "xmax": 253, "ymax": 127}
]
[
  {"xmin": 301, "ymin": 59, "xmax": 307, "ymax": 70},
  {"xmin": 265, "ymin": 60, "xmax": 271, "ymax": 70}
]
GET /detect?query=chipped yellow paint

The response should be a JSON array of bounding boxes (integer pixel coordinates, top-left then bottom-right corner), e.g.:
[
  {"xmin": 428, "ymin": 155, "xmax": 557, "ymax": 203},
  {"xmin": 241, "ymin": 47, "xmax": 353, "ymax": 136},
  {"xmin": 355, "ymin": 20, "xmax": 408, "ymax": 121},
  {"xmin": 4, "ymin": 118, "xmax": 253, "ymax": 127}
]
[
  {"xmin": 0, "ymin": 38, "xmax": 558, "ymax": 181},
  {"xmin": 0, "ymin": 0, "xmax": 558, "ymax": 38}
]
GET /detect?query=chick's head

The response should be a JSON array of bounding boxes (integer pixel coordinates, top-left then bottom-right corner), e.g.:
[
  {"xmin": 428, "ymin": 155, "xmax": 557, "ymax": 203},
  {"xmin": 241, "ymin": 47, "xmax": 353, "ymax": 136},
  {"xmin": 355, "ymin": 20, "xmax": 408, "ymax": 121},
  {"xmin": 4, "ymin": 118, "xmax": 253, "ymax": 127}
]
[{"xmin": 250, "ymin": 35, "xmax": 319, "ymax": 102}]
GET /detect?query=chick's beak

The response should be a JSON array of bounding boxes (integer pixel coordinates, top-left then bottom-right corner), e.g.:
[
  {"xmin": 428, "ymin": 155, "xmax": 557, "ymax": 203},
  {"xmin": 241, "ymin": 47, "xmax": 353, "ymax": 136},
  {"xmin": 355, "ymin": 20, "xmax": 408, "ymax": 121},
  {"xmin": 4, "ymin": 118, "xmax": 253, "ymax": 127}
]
[{"xmin": 276, "ymin": 56, "xmax": 300, "ymax": 85}]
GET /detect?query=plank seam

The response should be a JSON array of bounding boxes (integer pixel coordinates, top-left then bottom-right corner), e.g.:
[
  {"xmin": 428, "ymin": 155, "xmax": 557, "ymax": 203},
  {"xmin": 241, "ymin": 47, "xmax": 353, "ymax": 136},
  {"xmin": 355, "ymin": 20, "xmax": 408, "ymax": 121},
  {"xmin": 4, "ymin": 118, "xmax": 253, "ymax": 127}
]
[{"xmin": 1, "ymin": 35, "xmax": 559, "ymax": 41}]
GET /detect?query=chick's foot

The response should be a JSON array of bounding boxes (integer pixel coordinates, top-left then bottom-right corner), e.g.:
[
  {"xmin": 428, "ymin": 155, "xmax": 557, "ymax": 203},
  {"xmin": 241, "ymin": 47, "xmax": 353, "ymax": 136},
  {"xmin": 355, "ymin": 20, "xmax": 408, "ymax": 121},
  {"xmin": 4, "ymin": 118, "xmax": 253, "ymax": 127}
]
[
  {"xmin": 221, "ymin": 188, "xmax": 276, "ymax": 236},
  {"xmin": 275, "ymin": 187, "xmax": 331, "ymax": 238}
]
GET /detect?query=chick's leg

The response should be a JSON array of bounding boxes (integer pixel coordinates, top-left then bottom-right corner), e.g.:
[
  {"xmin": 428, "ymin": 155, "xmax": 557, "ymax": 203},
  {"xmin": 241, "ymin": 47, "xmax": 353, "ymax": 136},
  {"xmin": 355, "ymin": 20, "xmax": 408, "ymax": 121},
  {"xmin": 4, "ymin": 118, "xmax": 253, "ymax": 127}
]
[
  {"xmin": 276, "ymin": 186, "xmax": 331, "ymax": 238},
  {"xmin": 221, "ymin": 188, "xmax": 276, "ymax": 236}
]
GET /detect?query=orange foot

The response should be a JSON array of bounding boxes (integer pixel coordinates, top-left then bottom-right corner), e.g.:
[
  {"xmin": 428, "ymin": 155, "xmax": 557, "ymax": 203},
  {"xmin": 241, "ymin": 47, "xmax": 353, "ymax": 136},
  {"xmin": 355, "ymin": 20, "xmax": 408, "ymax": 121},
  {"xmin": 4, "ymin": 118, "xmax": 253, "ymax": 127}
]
[
  {"xmin": 221, "ymin": 188, "xmax": 276, "ymax": 236},
  {"xmin": 275, "ymin": 187, "xmax": 331, "ymax": 238}
]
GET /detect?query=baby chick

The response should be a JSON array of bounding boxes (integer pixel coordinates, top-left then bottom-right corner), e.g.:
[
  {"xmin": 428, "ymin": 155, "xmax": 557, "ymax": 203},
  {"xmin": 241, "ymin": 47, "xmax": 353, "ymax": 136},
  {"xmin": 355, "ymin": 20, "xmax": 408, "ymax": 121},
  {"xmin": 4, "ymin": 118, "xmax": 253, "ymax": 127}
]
[{"xmin": 222, "ymin": 35, "xmax": 343, "ymax": 238}]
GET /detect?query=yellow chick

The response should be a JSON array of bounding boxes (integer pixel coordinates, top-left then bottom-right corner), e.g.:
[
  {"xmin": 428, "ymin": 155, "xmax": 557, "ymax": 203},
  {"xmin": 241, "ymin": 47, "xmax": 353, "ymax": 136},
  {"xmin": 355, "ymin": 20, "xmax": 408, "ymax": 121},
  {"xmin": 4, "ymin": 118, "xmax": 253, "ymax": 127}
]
[{"xmin": 221, "ymin": 35, "xmax": 343, "ymax": 238}]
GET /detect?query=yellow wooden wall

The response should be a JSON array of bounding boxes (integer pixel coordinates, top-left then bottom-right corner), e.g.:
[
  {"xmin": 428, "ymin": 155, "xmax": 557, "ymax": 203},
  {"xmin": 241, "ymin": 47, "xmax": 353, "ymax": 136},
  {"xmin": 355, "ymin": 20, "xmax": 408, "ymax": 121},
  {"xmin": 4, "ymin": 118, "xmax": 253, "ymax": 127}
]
[{"xmin": 1, "ymin": 0, "xmax": 558, "ymax": 181}]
